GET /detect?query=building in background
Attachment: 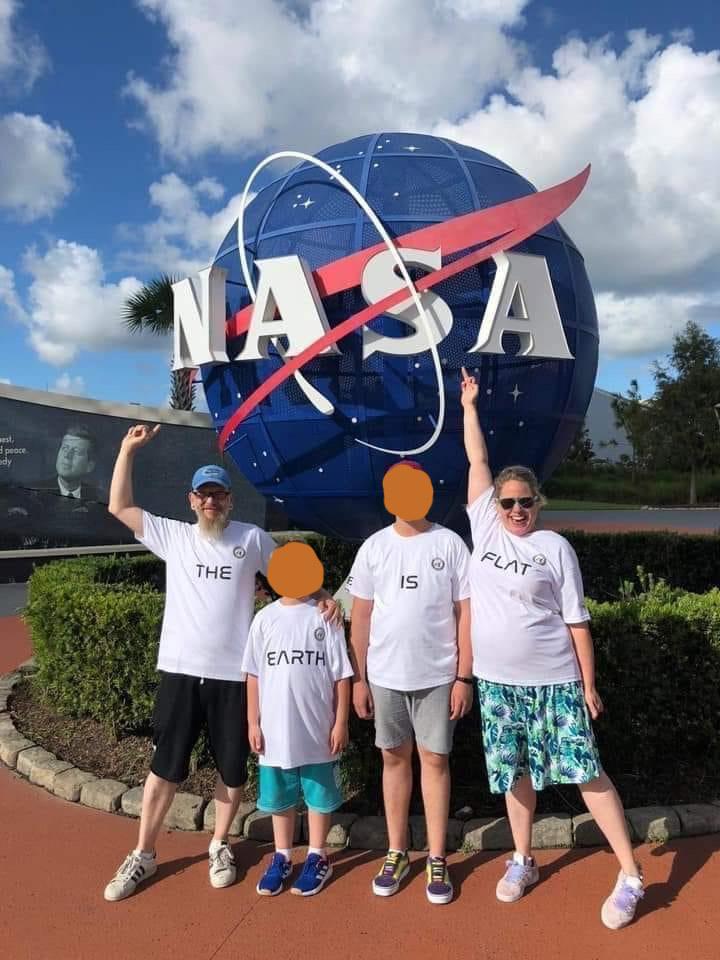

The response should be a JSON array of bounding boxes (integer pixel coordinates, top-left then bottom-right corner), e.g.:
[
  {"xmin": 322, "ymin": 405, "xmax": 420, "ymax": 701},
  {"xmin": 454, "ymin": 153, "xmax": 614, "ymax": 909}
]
[{"xmin": 584, "ymin": 387, "xmax": 632, "ymax": 462}]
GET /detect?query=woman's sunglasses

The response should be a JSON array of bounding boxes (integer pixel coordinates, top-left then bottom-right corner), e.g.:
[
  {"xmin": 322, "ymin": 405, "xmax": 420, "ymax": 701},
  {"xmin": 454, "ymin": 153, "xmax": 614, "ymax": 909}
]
[{"xmin": 496, "ymin": 496, "xmax": 539, "ymax": 511}]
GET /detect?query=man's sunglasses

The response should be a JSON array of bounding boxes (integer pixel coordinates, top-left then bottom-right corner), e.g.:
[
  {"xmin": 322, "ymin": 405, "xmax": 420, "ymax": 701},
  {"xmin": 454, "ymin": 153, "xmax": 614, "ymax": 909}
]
[
  {"xmin": 191, "ymin": 489, "xmax": 230, "ymax": 502},
  {"xmin": 496, "ymin": 496, "xmax": 539, "ymax": 511}
]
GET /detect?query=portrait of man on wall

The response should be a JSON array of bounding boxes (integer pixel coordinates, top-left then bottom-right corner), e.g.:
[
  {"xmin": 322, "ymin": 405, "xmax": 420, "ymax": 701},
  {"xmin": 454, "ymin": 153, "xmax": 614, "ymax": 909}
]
[{"xmin": 40, "ymin": 424, "xmax": 102, "ymax": 501}]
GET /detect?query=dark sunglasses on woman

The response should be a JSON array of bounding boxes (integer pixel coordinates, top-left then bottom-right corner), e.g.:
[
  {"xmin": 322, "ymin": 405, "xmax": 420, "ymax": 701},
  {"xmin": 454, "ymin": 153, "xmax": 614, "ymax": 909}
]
[{"xmin": 496, "ymin": 496, "xmax": 539, "ymax": 510}]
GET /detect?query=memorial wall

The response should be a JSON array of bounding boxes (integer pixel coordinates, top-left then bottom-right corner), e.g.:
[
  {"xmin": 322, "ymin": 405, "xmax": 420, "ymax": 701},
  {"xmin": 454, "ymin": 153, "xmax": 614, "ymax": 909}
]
[{"xmin": 0, "ymin": 384, "xmax": 271, "ymax": 550}]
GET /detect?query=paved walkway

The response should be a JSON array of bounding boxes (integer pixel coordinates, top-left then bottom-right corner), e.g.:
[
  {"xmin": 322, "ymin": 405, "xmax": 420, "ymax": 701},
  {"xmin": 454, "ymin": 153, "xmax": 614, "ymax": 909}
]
[
  {"xmin": 1, "ymin": 615, "xmax": 719, "ymax": 960},
  {"xmin": 542, "ymin": 508, "xmax": 720, "ymax": 535}
]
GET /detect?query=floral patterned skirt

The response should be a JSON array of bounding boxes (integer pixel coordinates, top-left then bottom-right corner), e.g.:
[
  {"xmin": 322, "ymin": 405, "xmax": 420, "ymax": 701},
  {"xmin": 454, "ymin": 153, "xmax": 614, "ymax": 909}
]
[{"xmin": 476, "ymin": 679, "xmax": 602, "ymax": 794}]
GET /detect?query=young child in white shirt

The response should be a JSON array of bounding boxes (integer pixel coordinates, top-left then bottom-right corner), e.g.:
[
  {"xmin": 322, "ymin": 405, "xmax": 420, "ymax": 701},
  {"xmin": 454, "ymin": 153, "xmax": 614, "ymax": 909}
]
[{"xmin": 241, "ymin": 541, "xmax": 353, "ymax": 897}]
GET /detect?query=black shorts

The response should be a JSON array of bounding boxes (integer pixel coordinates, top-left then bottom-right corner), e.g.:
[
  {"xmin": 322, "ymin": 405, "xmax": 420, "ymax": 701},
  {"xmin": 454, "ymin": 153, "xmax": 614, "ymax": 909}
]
[{"xmin": 150, "ymin": 672, "xmax": 249, "ymax": 788}]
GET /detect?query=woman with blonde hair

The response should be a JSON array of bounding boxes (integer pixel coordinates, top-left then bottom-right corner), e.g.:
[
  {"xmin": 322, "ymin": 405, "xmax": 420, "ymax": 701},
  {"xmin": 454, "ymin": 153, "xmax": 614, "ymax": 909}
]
[{"xmin": 460, "ymin": 368, "xmax": 643, "ymax": 930}]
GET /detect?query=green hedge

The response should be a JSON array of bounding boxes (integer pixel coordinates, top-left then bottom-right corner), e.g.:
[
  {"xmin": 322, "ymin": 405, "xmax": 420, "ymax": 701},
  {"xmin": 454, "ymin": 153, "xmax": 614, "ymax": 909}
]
[
  {"xmin": 26, "ymin": 556, "xmax": 164, "ymax": 736},
  {"xmin": 25, "ymin": 555, "xmax": 720, "ymax": 806},
  {"xmin": 561, "ymin": 531, "xmax": 720, "ymax": 600},
  {"xmin": 545, "ymin": 468, "xmax": 720, "ymax": 505}
]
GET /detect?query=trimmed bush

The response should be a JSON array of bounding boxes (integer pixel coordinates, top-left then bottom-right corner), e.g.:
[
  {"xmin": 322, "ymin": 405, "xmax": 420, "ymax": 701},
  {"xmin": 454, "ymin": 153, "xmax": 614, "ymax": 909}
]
[
  {"xmin": 26, "ymin": 556, "xmax": 164, "ymax": 736},
  {"xmin": 587, "ymin": 587, "xmax": 720, "ymax": 804},
  {"xmin": 562, "ymin": 531, "xmax": 720, "ymax": 600}
]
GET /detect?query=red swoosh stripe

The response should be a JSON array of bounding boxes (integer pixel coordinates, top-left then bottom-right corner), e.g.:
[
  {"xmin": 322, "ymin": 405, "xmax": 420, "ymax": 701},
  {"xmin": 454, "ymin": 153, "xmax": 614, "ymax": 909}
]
[{"xmin": 219, "ymin": 165, "xmax": 590, "ymax": 451}]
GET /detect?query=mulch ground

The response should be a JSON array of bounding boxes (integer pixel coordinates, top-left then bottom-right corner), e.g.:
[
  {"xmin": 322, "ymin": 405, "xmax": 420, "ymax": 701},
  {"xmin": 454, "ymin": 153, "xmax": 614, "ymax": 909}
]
[{"xmin": 10, "ymin": 677, "xmax": 241, "ymax": 802}]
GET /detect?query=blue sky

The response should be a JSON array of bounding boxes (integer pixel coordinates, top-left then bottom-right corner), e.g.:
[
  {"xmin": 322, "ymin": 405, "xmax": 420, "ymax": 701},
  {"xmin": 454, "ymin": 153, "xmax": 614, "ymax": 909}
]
[{"xmin": 1, "ymin": 0, "xmax": 719, "ymax": 408}]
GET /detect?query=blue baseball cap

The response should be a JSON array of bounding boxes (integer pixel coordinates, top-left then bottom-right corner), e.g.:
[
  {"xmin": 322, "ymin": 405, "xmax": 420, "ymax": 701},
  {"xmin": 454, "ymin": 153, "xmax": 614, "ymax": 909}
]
[{"xmin": 191, "ymin": 464, "xmax": 231, "ymax": 491}]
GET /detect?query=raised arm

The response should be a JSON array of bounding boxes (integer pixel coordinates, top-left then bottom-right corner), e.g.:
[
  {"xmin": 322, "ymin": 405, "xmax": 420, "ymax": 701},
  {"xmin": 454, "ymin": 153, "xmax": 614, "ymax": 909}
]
[
  {"xmin": 460, "ymin": 367, "xmax": 493, "ymax": 505},
  {"xmin": 108, "ymin": 424, "xmax": 160, "ymax": 536}
]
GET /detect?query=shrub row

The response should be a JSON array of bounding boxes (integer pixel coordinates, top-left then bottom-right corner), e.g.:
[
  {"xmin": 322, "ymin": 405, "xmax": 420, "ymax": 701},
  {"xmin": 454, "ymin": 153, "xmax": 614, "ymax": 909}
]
[
  {"xmin": 544, "ymin": 468, "xmax": 720, "ymax": 505},
  {"xmin": 25, "ymin": 556, "xmax": 720, "ymax": 807}
]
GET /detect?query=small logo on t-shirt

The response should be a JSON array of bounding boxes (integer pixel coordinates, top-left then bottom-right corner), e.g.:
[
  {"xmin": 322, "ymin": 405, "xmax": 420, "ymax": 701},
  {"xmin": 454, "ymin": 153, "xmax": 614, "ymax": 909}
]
[
  {"xmin": 533, "ymin": 554, "xmax": 546, "ymax": 566},
  {"xmin": 233, "ymin": 546, "xmax": 246, "ymax": 559},
  {"xmin": 431, "ymin": 557, "xmax": 445, "ymax": 571},
  {"xmin": 314, "ymin": 627, "xmax": 326, "ymax": 642}
]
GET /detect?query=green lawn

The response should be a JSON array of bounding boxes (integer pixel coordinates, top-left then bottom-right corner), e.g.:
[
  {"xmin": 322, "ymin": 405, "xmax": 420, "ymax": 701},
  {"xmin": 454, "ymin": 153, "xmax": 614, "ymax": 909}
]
[{"xmin": 545, "ymin": 499, "xmax": 639, "ymax": 511}]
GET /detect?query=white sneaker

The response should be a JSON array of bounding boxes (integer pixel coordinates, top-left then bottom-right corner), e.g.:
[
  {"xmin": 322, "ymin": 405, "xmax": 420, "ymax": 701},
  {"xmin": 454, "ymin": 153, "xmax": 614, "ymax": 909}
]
[
  {"xmin": 104, "ymin": 850, "xmax": 157, "ymax": 902},
  {"xmin": 601, "ymin": 869, "xmax": 645, "ymax": 929},
  {"xmin": 496, "ymin": 854, "xmax": 539, "ymax": 902},
  {"xmin": 209, "ymin": 841, "xmax": 237, "ymax": 889}
]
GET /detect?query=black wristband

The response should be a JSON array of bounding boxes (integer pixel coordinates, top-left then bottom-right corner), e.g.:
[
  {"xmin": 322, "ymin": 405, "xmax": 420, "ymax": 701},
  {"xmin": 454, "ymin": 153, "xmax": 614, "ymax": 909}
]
[{"xmin": 455, "ymin": 676, "xmax": 474, "ymax": 685}]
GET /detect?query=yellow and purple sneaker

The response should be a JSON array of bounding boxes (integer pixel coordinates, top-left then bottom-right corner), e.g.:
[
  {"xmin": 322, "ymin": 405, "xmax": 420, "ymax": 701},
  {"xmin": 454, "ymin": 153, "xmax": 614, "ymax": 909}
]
[
  {"xmin": 426, "ymin": 856, "xmax": 453, "ymax": 905},
  {"xmin": 372, "ymin": 849, "xmax": 410, "ymax": 897}
]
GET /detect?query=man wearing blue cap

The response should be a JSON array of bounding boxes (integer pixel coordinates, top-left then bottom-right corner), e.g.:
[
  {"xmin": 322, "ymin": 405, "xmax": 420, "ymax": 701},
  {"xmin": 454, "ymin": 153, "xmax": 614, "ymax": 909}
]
[{"xmin": 102, "ymin": 423, "xmax": 337, "ymax": 902}]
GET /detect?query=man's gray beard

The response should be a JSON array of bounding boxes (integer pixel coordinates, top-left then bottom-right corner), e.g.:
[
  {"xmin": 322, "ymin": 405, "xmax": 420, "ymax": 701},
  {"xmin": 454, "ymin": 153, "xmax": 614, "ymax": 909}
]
[{"xmin": 196, "ymin": 512, "xmax": 230, "ymax": 540}]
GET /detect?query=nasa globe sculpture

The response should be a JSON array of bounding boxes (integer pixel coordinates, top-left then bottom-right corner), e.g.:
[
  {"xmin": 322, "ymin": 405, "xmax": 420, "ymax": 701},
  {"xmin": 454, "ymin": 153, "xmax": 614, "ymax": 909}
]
[{"xmin": 189, "ymin": 132, "xmax": 597, "ymax": 541}]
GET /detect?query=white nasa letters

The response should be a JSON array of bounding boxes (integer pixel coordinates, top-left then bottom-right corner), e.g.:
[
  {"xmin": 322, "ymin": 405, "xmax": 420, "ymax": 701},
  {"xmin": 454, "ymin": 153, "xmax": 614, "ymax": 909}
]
[
  {"xmin": 172, "ymin": 248, "xmax": 574, "ymax": 371},
  {"xmin": 360, "ymin": 247, "xmax": 454, "ymax": 360},
  {"xmin": 172, "ymin": 267, "xmax": 229, "ymax": 370},
  {"xmin": 235, "ymin": 256, "xmax": 340, "ymax": 361},
  {"xmin": 468, "ymin": 251, "xmax": 573, "ymax": 359}
]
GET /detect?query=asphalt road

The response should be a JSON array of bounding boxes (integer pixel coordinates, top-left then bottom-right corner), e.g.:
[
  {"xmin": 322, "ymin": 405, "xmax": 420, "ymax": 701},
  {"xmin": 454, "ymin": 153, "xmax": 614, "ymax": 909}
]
[
  {"xmin": 542, "ymin": 508, "xmax": 720, "ymax": 534},
  {"xmin": 0, "ymin": 582, "xmax": 27, "ymax": 617}
]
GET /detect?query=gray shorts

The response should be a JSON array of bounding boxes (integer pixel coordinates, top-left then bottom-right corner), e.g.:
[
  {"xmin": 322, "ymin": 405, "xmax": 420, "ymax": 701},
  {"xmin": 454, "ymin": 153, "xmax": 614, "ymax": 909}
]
[{"xmin": 369, "ymin": 681, "xmax": 456, "ymax": 755}]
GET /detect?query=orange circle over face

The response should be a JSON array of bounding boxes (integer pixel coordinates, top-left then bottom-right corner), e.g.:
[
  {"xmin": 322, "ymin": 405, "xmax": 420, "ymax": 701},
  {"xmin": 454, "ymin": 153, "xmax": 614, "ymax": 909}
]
[
  {"xmin": 383, "ymin": 464, "xmax": 433, "ymax": 521},
  {"xmin": 267, "ymin": 541, "xmax": 324, "ymax": 598}
]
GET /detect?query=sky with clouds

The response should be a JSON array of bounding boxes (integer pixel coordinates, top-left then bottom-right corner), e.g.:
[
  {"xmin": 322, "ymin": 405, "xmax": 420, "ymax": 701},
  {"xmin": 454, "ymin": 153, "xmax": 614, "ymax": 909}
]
[{"xmin": 1, "ymin": 0, "xmax": 719, "ymax": 406}]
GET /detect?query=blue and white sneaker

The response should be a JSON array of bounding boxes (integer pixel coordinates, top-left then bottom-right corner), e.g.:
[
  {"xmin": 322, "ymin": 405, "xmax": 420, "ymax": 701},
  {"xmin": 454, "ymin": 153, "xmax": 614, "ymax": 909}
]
[
  {"xmin": 290, "ymin": 853, "xmax": 333, "ymax": 897},
  {"xmin": 256, "ymin": 852, "xmax": 292, "ymax": 896}
]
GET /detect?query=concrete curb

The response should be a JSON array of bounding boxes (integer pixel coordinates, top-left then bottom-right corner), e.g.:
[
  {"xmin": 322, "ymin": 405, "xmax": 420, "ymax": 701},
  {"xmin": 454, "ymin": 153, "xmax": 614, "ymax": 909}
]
[{"xmin": 3, "ymin": 666, "xmax": 720, "ymax": 848}]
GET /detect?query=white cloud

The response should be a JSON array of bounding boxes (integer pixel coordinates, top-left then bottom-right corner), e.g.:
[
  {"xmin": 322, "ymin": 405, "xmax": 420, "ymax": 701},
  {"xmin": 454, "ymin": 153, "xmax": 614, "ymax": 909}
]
[
  {"xmin": 595, "ymin": 291, "xmax": 706, "ymax": 357},
  {"xmin": 0, "ymin": 263, "xmax": 27, "ymax": 322},
  {"xmin": 0, "ymin": 377, "xmax": 11, "ymax": 384},
  {"xmin": 118, "ymin": 172, "xmax": 245, "ymax": 275},
  {"xmin": 51, "ymin": 372, "xmax": 85, "ymax": 395},
  {"xmin": 433, "ymin": 33, "xmax": 720, "ymax": 296},
  {"xmin": 0, "ymin": 112, "xmax": 74, "ymax": 220},
  {"xmin": 126, "ymin": 0, "xmax": 529, "ymax": 159},
  {"xmin": 431, "ymin": 31, "xmax": 720, "ymax": 359},
  {"xmin": 20, "ymin": 240, "xmax": 158, "ymax": 365},
  {"xmin": 0, "ymin": 0, "xmax": 48, "ymax": 91}
]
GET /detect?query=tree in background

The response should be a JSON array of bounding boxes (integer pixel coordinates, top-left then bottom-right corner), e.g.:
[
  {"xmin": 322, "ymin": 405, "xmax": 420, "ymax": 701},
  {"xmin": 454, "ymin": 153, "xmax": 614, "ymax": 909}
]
[
  {"xmin": 651, "ymin": 321, "xmax": 720, "ymax": 504},
  {"xmin": 611, "ymin": 379, "xmax": 657, "ymax": 483},
  {"xmin": 123, "ymin": 274, "xmax": 197, "ymax": 411}
]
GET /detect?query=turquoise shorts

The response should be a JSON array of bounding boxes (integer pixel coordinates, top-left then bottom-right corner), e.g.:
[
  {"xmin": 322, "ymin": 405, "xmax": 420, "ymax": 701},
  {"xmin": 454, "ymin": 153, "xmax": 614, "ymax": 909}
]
[
  {"xmin": 477, "ymin": 679, "xmax": 602, "ymax": 795},
  {"xmin": 257, "ymin": 761, "xmax": 343, "ymax": 814}
]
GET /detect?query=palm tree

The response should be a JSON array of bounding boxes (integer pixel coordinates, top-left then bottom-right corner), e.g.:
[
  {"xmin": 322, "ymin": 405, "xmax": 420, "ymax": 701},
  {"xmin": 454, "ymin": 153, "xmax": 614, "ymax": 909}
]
[{"xmin": 123, "ymin": 274, "xmax": 197, "ymax": 411}]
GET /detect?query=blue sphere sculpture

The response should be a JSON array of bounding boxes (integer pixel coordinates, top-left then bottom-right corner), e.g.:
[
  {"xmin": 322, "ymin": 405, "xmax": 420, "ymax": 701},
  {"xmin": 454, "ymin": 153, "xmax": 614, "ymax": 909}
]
[{"xmin": 204, "ymin": 132, "xmax": 598, "ymax": 541}]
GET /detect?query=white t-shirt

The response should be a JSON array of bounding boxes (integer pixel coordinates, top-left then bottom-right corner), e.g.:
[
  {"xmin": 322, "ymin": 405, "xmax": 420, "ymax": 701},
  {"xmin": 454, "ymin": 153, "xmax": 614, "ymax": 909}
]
[
  {"xmin": 347, "ymin": 524, "xmax": 471, "ymax": 691},
  {"xmin": 138, "ymin": 514, "xmax": 276, "ymax": 681},
  {"xmin": 241, "ymin": 600, "xmax": 354, "ymax": 769},
  {"xmin": 467, "ymin": 486, "xmax": 589, "ymax": 685}
]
